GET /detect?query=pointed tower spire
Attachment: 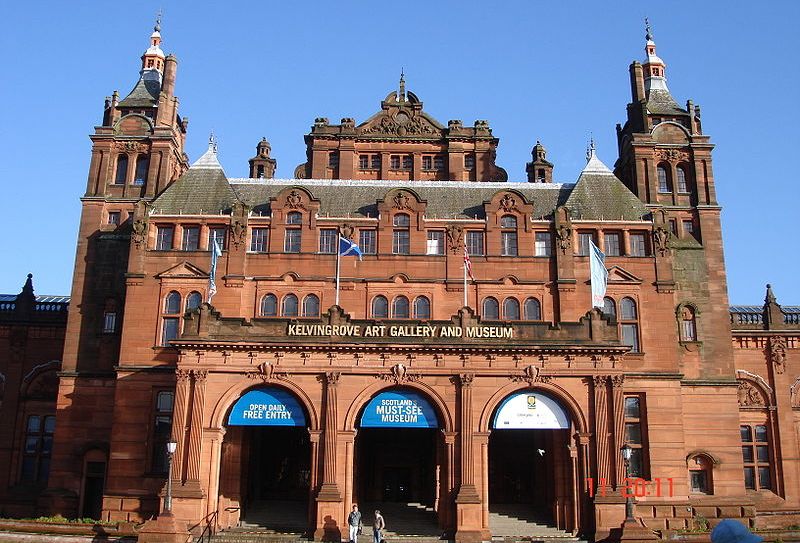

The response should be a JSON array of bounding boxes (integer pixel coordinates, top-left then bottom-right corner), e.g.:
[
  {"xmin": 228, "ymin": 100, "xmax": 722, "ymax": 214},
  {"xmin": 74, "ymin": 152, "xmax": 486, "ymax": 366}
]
[
  {"xmin": 141, "ymin": 12, "xmax": 166, "ymax": 81},
  {"xmin": 399, "ymin": 69, "xmax": 406, "ymax": 102},
  {"xmin": 641, "ymin": 17, "xmax": 669, "ymax": 94},
  {"xmin": 582, "ymin": 138, "xmax": 612, "ymax": 173},
  {"xmin": 763, "ymin": 284, "xmax": 786, "ymax": 330}
]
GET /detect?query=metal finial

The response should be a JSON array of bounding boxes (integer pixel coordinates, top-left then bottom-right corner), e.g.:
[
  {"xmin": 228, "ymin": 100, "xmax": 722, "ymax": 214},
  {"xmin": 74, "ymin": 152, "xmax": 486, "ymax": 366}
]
[
  {"xmin": 586, "ymin": 136, "xmax": 595, "ymax": 161},
  {"xmin": 399, "ymin": 68, "xmax": 406, "ymax": 99},
  {"xmin": 209, "ymin": 131, "xmax": 217, "ymax": 153},
  {"xmin": 155, "ymin": 9, "xmax": 162, "ymax": 32},
  {"xmin": 645, "ymin": 17, "xmax": 653, "ymax": 41}
]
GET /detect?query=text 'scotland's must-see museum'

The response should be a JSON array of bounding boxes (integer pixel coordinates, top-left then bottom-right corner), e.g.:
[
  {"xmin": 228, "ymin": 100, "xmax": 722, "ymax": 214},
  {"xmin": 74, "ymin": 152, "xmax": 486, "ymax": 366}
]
[{"xmin": 1, "ymin": 20, "xmax": 799, "ymax": 543}]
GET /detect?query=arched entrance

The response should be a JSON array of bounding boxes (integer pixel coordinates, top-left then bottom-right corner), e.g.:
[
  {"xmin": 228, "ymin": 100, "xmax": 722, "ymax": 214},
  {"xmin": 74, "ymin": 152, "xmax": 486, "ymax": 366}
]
[
  {"xmin": 221, "ymin": 386, "xmax": 312, "ymax": 533},
  {"xmin": 488, "ymin": 390, "xmax": 575, "ymax": 535},
  {"xmin": 354, "ymin": 388, "xmax": 444, "ymax": 537}
]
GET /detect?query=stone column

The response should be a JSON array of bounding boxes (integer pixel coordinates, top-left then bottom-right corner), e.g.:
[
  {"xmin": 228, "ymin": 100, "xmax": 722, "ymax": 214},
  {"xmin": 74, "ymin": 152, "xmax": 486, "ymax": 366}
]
[
  {"xmin": 315, "ymin": 372, "xmax": 342, "ymax": 542},
  {"xmin": 593, "ymin": 376, "xmax": 611, "ymax": 487},
  {"xmin": 610, "ymin": 375, "xmax": 626, "ymax": 487},
  {"xmin": 170, "ymin": 369, "xmax": 191, "ymax": 483},
  {"xmin": 455, "ymin": 373, "xmax": 484, "ymax": 543},
  {"xmin": 185, "ymin": 370, "xmax": 207, "ymax": 487}
]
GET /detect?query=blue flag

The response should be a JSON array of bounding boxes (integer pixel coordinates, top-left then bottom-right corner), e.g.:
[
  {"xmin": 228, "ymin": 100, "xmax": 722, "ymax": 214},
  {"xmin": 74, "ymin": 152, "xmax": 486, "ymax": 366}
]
[
  {"xmin": 589, "ymin": 240, "xmax": 608, "ymax": 309},
  {"xmin": 338, "ymin": 236, "xmax": 363, "ymax": 260},
  {"xmin": 208, "ymin": 236, "xmax": 223, "ymax": 302}
]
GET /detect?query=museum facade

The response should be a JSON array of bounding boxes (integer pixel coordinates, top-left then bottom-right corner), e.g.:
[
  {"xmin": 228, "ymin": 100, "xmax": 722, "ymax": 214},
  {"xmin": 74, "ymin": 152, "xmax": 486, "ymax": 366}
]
[{"xmin": 1, "ymin": 21, "xmax": 799, "ymax": 543}]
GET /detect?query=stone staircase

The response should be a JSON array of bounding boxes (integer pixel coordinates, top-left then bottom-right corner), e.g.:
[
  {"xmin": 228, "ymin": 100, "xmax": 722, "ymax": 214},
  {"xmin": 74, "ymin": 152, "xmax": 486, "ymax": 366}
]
[{"xmin": 489, "ymin": 504, "xmax": 584, "ymax": 542}]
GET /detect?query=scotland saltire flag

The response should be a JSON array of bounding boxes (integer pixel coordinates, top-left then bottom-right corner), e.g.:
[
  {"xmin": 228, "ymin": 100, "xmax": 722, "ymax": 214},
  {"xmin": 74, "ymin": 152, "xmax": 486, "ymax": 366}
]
[
  {"xmin": 338, "ymin": 236, "xmax": 363, "ymax": 260},
  {"xmin": 208, "ymin": 236, "xmax": 223, "ymax": 303},
  {"xmin": 589, "ymin": 239, "xmax": 608, "ymax": 309}
]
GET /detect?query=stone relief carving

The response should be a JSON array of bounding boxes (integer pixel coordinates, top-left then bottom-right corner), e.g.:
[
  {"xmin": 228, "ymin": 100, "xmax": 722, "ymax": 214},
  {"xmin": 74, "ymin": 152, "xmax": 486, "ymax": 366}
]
[
  {"xmin": 231, "ymin": 220, "xmax": 246, "ymax": 248},
  {"xmin": 511, "ymin": 365, "xmax": 551, "ymax": 385},
  {"xmin": 132, "ymin": 218, "xmax": 148, "ymax": 249},
  {"xmin": 556, "ymin": 224, "xmax": 572, "ymax": 254},
  {"xmin": 652, "ymin": 226, "xmax": 670, "ymax": 257},
  {"xmin": 286, "ymin": 190, "xmax": 304, "ymax": 209},
  {"xmin": 769, "ymin": 336, "xmax": 787, "ymax": 375},
  {"xmin": 339, "ymin": 223, "xmax": 355, "ymax": 240},
  {"xmin": 655, "ymin": 148, "xmax": 690, "ymax": 163},
  {"xmin": 113, "ymin": 141, "xmax": 149, "ymax": 153},
  {"xmin": 737, "ymin": 380, "xmax": 766, "ymax": 407},
  {"xmin": 361, "ymin": 113, "xmax": 438, "ymax": 137},
  {"xmin": 392, "ymin": 191, "xmax": 411, "ymax": 210},
  {"xmin": 379, "ymin": 363, "xmax": 420, "ymax": 385},
  {"xmin": 246, "ymin": 362, "xmax": 286, "ymax": 382},
  {"xmin": 445, "ymin": 224, "xmax": 463, "ymax": 253},
  {"xmin": 499, "ymin": 194, "xmax": 517, "ymax": 212}
]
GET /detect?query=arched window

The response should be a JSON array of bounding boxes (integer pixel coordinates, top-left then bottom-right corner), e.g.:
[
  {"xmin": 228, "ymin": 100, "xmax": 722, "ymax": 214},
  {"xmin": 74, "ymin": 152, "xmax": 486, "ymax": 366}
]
[
  {"xmin": 524, "ymin": 298, "xmax": 541, "ymax": 320},
  {"xmin": 676, "ymin": 165, "xmax": 689, "ymax": 193},
  {"xmin": 134, "ymin": 155, "xmax": 149, "ymax": 186},
  {"xmin": 186, "ymin": 291, "xmax": 202, "ymax": 311},
  {"xmin": 286, "ymin": 211, "xmax": 303, "ymax": 225},
  {"xmin": 414, "ymin": 296, "xmax": 431, "ymax": 319},
  {"xmin": 260, "ymin": 294, "xmax": 278, "ymax": 317},
  {"xmin": 603, "ymin": 297, "xmax": 616, "ymax": 318},
  {"xmin": 503, "ymin": 298, "xmax": 520, "ymax": 320},
  {"xmin": 393, "ymin": 214, "xmax": 410, "ymax": 255},
  {"xmin": 164, "ymin": 291, "xmax": 181, "ymax": 314},
  {"xmin": 161, "ymin": 291, "xmax": 181, "ymax": 346},
  {"xmin": 372, "ymin": 295, "xmax": 388, "ymax": 318},
  {"xmin": 282, "ymin": 294, "xmax": 299, "ymax": 317},
  {"xmin": 393, "ymin": 296, "xmax": 410, "ymax": 319},
  {"xmin": 500, "ymin": 215, "xmax": 518, "ymax": 256},
  {"xmin": 302, "ymin": 294, "xmax": 320, "ymax": 317},
  {"xmin": 482, "ymin": 297, "xmax": 499, "ymax": 319},
  {"xmin": 657, "ymin": 165, "xmax": 671, "ymax": 193},
  {"xmin": 688, "ymin": 454, "xmax": 714, "ymax": 494},
  {"xmin": 680, "ymin": 306, "xmax": 697, "ymax": 341},
  {"xmin": 620, "ymin": 297, "xmax": 640, "ymax": 353},
  {"xmin": 114, "ymin": 155, "xmax": 128, "ymax": 185}
]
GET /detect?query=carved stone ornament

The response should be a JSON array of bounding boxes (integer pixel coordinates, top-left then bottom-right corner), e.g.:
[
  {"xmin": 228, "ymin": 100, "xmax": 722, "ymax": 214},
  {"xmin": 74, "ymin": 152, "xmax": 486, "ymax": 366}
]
[
  {"xmin": 361, "ymin": 112, "xmax": 438, "ymax": 137},
  {"xmin": 132, "ymin": 218, "xmax": 148, "ymax": 249},
  {"xmin": 176, "ymin": 368, "xmax": 192, "ymax": 382},
  {"xmin": 339, "ymin": 223, "xmax": 355, "ymax": 241},
  {"xmin": 113, "ymin": 140, "xmax": 149, "ymax": 153},
  {"xmin": 392, "ymin": 191, "xmax": 411, "ymax": 211},
  {"xmin": 737, "ymin": 380, "xmax": 766, "ymax": 407},
  {"xmin": 445, "ymin": 224, "xmax": 463, "ymax": 253},
  {"xmin": 286, "ymin": 190, "xmax": 304, "ymax": 209},
  {"xmin": 192, "ymin": 369, "xmax": 208, "ymax": 383},
  {"xmin": 231, "ymin": 220, "xmax": 246, "ymax": 248},
  {"xmin": 791, "ymin": 378, "xmax": 800, "ymax": 409},
  {"xmin": 769, "ymin": 336, "xmax": 788, "ymax": 375},
  {"xmin": 458, "ymin": 373, "xmax": 475, "ymax": 387},
  {"xmin": 511, "ymin": 365, "xmax": 551, "ymax": 385},
  {"xmin": 611, "ymin": 375, "xmax": 625, "ymax": 388},
  {"xmin": 380, "ymin": 363, "xmax": 420, "ymax": 385},
  {"xmin": 592, "ymin": 375, "xmax": 608, "ymax": 388},
  {"xmin": 325, "ymin": 371, "xmax": 341, "ymax": 386},
  {"xmin": 652, "ymin": 226, "xmax": 670, "ymax": 257},
  {"xmin": 499, "ymin": 193, "xmax": 517, "ymax": 212},
  {"xmin": 655, "ymin": 148, "xmax": 690, "ymax": 163},
  {"xmin": 247, "ymin": 362, "xmax": 286, "ymax": 382},
  {"xmin": 556, "ymin": 224, "xmax": 572, "ymax": 254}
]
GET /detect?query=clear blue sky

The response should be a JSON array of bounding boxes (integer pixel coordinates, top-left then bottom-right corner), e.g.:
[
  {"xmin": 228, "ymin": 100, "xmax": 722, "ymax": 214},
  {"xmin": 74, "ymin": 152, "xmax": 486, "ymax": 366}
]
[{"xmin": 1, "ymin": 1, "xmax": 797, "ymax": 305}]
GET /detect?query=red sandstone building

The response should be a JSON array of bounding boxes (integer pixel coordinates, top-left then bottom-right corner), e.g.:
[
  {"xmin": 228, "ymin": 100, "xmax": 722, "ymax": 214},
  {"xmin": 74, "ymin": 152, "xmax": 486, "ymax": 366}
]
[{"xmin": 1, "ymin": 20, "xmax": 799, "ymax": 543}]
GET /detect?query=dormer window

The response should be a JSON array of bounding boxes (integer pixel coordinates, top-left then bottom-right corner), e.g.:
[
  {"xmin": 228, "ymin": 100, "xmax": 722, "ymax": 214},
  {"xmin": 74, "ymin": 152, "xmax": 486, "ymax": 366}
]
[
  {"xmin": 500, "ymin": 215, "xmax": 518, "ymax": 256},
  {"xmin": 657, "ymin": 165, "xmax": 672, "ymax": 193},
  {"xmin": 392, "ymin": 214, "xmax": 410, "ymax": 255}
]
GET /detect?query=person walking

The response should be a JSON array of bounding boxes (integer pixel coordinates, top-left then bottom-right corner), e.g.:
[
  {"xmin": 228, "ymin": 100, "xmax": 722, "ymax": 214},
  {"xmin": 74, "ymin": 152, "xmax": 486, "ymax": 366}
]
[
  {"xmin": 373, "ymin": 509, "xmax": 385, "ymax": 543},
  {"xmin": 347, "ymin": 504, "xmax": 362, "ymax": 543}
]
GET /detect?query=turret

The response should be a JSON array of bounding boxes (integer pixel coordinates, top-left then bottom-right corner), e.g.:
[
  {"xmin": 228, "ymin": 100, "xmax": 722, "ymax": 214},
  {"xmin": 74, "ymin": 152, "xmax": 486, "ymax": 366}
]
[
  {"xmin": 249, "ymin": 137, "xmax": 277, "ymax": 178},
  {"xmin": 526, "ymin": 141, "xmax": 553, "ymax": 183}
]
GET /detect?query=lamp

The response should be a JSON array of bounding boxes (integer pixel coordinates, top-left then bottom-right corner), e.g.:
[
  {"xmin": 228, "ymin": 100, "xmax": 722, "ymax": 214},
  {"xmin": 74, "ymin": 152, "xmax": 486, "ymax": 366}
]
[
  {"xmin": 620, "ymin": 443, "xmax": 634, "ymax": 521},
  {"xmin": 164, "ymin": 439, "xmax": 178, "ymax": 514}
]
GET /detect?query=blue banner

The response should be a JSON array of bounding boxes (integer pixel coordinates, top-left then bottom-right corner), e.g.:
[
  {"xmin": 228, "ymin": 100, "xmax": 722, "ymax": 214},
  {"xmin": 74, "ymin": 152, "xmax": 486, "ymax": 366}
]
[
  {"xmin": 360, "ymin": 390, "xmax": 439, "ymax": 428},
  {"xmin": 228, "ymin": 387, "xmax": 307, "ymax": 426}
]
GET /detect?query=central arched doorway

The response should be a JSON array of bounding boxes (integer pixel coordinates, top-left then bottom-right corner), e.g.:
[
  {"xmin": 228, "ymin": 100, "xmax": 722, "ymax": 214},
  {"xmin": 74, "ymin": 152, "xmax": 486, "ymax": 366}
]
[
  {"xmin": 223, "ymin": 386, "xmax": 312, "ymax": 533},
  {"xmin": 354, "ymin": 388, "xmax": 444, "ymax": 537},
  {"xmin": 488, "ymin": 390, "xmax": 575, "ymax": 536}
]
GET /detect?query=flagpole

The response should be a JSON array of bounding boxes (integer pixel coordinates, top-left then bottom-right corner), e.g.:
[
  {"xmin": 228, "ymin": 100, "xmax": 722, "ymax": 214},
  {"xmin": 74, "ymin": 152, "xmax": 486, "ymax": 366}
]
[
  {"xmin": 335, "ymin": 237, "xmax": 341, "ymax": 307},
  {"xmin": 463, "ymin": 255, "xmax": 467, "ymax": 308}
]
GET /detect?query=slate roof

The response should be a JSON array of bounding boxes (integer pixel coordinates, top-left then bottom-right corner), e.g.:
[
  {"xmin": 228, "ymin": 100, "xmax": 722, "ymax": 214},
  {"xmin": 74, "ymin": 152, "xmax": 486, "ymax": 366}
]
[
  {"xmin": 151, "ymin": 148, "xmax": 648, "ymax": 222},
  {"xmin": 118, "ymin": 76, "xmax": 161, "ymax": 108},
  {"xmin": 0, "ymin": 294, "xmax": 70, "ymax": 304},
  {"xmin": 646, "ymin": 89, "xmax": 686, "ymax": 116}
]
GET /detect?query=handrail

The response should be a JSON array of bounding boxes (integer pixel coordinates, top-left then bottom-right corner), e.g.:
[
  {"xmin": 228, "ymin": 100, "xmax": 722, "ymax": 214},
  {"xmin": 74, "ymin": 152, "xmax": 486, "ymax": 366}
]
[{"xmin": 195, "ymin": 509, "xmax": 219, "ymax": 543}]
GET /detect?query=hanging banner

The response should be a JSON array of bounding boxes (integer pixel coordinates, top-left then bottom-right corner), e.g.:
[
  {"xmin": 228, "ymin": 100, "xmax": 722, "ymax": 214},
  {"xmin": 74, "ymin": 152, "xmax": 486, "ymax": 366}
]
[
  {"xmin": 492, "ymin": 391, "xmax": 570, "ymax": 429},
  {"xmin": 360, "ymin": 389, "xmax": 439, "ymax": 428},
  {"xmin": 589, "ymin": 239, "xmax": 608, "ymax": 309},
  {"xmin": 228, "ymin": 387, "xmax": 307, "ymax": 426}
]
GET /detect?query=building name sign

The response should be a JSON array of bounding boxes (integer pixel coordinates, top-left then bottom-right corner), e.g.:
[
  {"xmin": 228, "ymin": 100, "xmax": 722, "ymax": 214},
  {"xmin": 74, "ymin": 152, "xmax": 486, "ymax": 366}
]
[{"xmin": 288, "ymin": 323, "xmax": 513, "ymax": 339}]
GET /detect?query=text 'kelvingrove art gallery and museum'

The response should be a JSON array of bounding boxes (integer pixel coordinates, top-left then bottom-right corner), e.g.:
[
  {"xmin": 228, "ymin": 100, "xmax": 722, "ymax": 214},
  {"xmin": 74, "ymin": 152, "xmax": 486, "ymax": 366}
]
[{"xmin": 0, "ymin": 18, "xmax": 799, "ymax": 543}]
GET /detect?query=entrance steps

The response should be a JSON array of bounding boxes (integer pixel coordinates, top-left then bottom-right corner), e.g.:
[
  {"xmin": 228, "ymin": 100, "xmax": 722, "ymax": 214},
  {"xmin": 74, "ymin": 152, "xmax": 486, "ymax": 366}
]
[
  {"xmin": 358, "ymin": 502, "xmax": 442, "ymax": 539},
  {"xmin": 489, "ymin": 504, "xmax": 583, "ymax": 541}
]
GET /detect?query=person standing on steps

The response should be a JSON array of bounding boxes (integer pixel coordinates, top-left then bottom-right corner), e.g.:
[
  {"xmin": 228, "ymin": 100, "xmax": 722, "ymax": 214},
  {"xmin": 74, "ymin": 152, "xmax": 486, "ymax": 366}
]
[
  {"xmin": 348, "ymin": 504, "xmax": 362, "ymax": 543},
  {"xmin": 373, "ymin": 509, "xmax": 385, "ymax": 543}
]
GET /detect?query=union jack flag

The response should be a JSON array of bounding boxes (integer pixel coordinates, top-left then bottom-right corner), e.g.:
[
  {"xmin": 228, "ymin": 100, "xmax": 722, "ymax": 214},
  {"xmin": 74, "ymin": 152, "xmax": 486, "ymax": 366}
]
[{"xmin": 464, "ymin": 244, "xmax": 475, "ymax": 281}]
